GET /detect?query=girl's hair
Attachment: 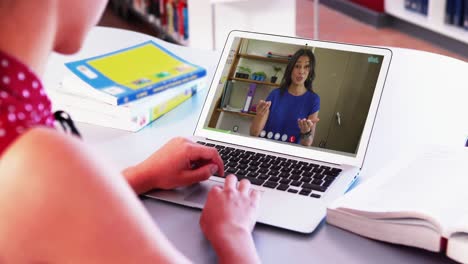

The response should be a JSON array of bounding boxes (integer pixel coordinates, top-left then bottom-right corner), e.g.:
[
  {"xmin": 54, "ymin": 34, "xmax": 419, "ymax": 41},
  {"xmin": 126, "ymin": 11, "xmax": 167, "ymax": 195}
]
[{"xmin": 279, "ymin": 48, "xmax": 316, "ymax": 94}]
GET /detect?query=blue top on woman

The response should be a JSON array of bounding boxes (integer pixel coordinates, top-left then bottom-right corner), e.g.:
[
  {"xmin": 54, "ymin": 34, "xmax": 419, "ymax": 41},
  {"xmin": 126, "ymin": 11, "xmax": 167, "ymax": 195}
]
[{"xmin": 263, "ymin": 88, "xmax": 320, "ymax": 144}]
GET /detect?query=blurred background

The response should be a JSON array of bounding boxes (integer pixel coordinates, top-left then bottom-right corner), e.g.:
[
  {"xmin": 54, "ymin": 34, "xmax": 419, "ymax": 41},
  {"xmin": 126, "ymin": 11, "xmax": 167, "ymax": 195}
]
[{"xmin": 98, "ymin": 0, "xmax": 468, "ymax": 62}]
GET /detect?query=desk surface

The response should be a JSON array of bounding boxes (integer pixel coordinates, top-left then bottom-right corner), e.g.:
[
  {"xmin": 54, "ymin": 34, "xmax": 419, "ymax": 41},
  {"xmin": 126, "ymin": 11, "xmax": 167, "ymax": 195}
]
[{"xmin": 44, "ymin": 27, "xmax": 467, "ymax": 263}]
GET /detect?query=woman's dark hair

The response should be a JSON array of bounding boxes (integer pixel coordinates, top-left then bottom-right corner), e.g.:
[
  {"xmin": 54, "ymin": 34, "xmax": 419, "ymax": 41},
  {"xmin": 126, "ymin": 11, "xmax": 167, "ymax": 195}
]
[{"xmin": 279, "ymin": 48, "xmax": 316, "ymax": 94}]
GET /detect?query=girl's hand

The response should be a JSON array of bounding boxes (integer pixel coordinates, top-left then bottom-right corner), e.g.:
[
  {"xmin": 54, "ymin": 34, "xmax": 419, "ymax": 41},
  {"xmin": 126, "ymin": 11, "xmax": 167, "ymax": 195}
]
[
  {"xmin": 200, "ymin": 175, "xmax": 261, "ymax": 264},
  {"xmin": 298, "ymin": 117, "xmax": 319, "ymax": 133},
  {"xmin": 123, "ymin": 137, "xmax": 224, "ymax": 193},
  {"xmin": 256, "ymin": 100, "xmax": 271, "ymax": 116}
]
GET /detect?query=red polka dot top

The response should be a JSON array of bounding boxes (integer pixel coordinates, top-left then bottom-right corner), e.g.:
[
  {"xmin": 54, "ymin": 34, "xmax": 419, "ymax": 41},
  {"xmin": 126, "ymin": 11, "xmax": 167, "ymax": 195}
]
[{"xmin": 0, "ymin": 50, "xmax": 55, "ymax": 156}]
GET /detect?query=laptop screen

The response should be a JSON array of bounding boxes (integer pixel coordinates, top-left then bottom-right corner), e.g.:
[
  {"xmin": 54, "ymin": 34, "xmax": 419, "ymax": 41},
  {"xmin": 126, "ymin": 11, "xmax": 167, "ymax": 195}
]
[{"xmin": 196, "ymin": 31, "xmax": 391, "ymax": 168}]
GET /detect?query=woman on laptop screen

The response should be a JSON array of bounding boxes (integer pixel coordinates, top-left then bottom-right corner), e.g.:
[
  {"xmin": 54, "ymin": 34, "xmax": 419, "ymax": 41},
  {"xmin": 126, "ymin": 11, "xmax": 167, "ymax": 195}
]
[{"xmin": 250, "ymin": 48, "xmax": 320, "ymax": 146}]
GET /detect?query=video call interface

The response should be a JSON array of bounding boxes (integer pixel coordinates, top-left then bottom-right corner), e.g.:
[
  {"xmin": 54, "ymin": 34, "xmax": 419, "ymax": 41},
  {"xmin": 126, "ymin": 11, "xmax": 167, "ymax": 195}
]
[{"xmin": 204, "ymin": 37, "xmax": 384, "ymax": 156}]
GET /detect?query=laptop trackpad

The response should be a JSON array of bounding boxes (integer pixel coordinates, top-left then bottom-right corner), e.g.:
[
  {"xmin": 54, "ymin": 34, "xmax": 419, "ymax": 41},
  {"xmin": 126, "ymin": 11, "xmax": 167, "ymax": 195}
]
[
  {"xmin": 183, "ymin": 183, "xmax": 214, "ymax": 204},
  {"xmin": 145, "ymin": 180, "xmax": 226, "ymax": 208}
]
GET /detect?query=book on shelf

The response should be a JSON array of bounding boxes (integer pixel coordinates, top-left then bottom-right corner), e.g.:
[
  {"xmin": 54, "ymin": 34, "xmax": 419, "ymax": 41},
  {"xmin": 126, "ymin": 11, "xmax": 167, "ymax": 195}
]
[
  {"xmin": 453, "ymin": 0, "xmax": 465, "ymax": 27},
  {"xmin": 465, "ymin": 0, "xmax": 468, "ymax": 29},
  {"xmin": 182, "ymin": 5, "xmax": 189, "ymax": 40},
  {"xmin": 446, "ymin": 0, "xmax": 454, "ymax": 24},
  {"xmin": 62, "ymin": 40, "xmax": 205, "ymax": 106},
  {"xmin": 220, "ymin": 80, "xmax": 234, "ymax": 108},
  {"xmin": 326, "ymin": 146, "xmax": 468, "ymax": 263},
  {"xmin": 166, "ymin": 0, "xmax": 175, "ymax": 35},
  {"xmin": 242, "ymin": 83, "xmax": 257, "ymax": 113},
  {"xmin": 132, "ymin": 0, "xmax": 189, "ymax": 44},
  {"xmin": 49, "ymin": 77, "xmax": 206, "ymax": 132},
  {"xmin": 421, "ymin": 0, "xmax": 428, "ymax": 15}
]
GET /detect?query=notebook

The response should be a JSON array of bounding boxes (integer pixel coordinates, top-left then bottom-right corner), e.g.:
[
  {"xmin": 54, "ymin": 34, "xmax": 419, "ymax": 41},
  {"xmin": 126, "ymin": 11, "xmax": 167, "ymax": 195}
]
[{"xmin": 145, "ymin": 31, "xmax": 392, "ymax": 233}]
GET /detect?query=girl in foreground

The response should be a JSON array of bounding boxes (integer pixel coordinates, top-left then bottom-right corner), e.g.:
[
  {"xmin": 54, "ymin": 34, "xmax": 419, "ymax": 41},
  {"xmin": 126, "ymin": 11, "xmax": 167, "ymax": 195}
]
[{"xmin": 0, "ymin": 1, "xmax": 260, "ymax": 263}]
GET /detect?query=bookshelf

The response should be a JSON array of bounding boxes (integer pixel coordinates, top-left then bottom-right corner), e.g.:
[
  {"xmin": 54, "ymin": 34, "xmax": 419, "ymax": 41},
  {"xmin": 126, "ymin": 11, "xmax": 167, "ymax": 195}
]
[
  {"xmin": 110, "ymin": 0, "xmax": 189, "ymax": 46},
  {"xmin": 385, "ymin": 0, "xmax": 468, "ymax": 44},
  {"xmin": 110, "ymin": 0, "xmax": 297, "ymax": 50},
  {"xmin": 218, "ymin": 40, "xmax": 291, "ymax": 120},
  {"xmin": 230, "ymin": 77, "xmax": 281, "ymax": 87},
  {"xmin": 208, "ymin": 37, "xmax": 305, "ymax": 133},
  {"xmin": 215, "ymin": 108, "xmax": 256, "ymax": 118},
  {"xmin": 237, "ymin": 54, "xmax": 290, "ymax": 64}
]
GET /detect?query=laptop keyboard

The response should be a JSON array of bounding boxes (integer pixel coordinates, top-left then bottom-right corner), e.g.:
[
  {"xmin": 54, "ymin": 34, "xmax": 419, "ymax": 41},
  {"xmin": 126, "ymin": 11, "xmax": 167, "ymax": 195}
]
[{"xmin": 197, "ymin": 141, "xmax": 342, "ymax": 199}]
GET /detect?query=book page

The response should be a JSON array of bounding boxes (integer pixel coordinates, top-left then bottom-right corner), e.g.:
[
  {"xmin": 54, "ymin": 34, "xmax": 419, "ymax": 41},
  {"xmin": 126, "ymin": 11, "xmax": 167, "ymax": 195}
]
[
  {"xmin": 448, "ymin": 212, "xmax": 468, "ymax": 237},
  {"xmin": 330, "ymin": 146, "xmax": 468, "ymax": 235},
  {"xmin": 447, "ymin": 213, "xmax": 468, "ymax": 263}
]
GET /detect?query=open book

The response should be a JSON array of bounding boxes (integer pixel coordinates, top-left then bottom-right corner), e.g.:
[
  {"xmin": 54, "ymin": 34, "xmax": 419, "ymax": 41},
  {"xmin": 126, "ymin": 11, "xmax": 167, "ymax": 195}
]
[{"xmin": 327, "ymin": 146, "xmax": 468, "ymax": 263}]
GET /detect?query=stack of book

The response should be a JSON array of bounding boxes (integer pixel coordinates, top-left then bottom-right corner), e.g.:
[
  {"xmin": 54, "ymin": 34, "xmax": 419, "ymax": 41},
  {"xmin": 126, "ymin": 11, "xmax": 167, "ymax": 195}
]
[{"xmin": 48, "ymin": 41, "xmax": 206, "ymax": 132}]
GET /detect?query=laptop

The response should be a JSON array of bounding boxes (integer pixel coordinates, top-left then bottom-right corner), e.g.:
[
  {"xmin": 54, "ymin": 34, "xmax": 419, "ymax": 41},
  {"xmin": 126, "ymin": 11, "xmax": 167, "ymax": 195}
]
[{"xmin": 146, "ymin": 31, "xmax": 392, "ymax": 233}]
